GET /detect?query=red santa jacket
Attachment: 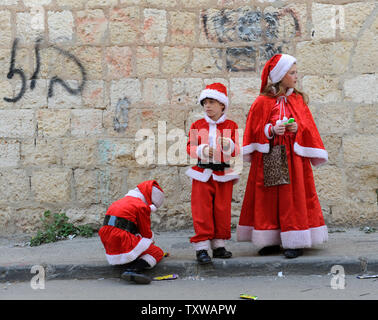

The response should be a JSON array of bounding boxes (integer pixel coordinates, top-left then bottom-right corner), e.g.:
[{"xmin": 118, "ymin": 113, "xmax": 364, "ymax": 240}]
[
  {"xmin": 98, "ymin": 180, "xmax": 163, "ymax": 265},
  {"xmin": 242, "ymin": 92, "xmax": 328, "ymax": 166},
  {"xmin": 186, "ymin": 114, "xmax": 240, "ymax": 182}
]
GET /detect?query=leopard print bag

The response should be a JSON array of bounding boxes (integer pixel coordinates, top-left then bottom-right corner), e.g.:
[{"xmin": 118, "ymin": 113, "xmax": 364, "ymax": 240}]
[{"xmin": 263, "ymin": 140, "xmax": 290, "ymax": 187}]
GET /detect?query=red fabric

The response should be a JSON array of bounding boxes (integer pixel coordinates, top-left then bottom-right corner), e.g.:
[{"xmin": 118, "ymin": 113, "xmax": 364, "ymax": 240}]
[
  {"xmin": 98, "ymin": 196, "xmax": 154, "ymax": 257},
  {"xmin": 190, "ymin": 177, "xmax": 233, "ymax": 243},
  {"xmin": 136, "ymin": 180, "xmax": 163, "ymax": 206},
  {"xmin": 238, "ymin": 93, "xmax": 327, "ymax": 247},
  {"xmin": 204, "ymin": 82, "xmax": 228, "ymax": 97},
  {"xmin": 187, "ymin": 117, "xmax": 239, "ymax": 179},
  {"xmin": 260, "ymin": 54, "xmax": 282, "ymax": 93},
  {"xmin": 243, "ymin": 93, "xmax": 327, "ymax": 165}
]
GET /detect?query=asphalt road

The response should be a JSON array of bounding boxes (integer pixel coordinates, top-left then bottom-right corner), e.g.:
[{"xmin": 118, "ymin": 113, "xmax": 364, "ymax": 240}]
[{"xmin": 1, "ymin": 274, "xmax": 377, "ymax": 300}]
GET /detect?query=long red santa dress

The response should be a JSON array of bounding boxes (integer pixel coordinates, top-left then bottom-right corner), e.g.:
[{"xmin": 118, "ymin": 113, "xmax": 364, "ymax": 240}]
[{"xmin": 237, "ymin": 89, "xmax": 328, "ymax": 249}]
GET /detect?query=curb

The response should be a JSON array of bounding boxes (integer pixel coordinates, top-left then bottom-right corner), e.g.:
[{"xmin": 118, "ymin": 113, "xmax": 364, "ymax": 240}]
[{"xmin": 1, "ymin": 257, "xmax": 377, "ymax": 283}]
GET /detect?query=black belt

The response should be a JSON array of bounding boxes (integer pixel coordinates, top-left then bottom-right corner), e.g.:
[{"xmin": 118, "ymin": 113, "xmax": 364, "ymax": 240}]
[
  {"xmin": 103, "ymin": 215, "xmax": 138, "ymax": 234},
  {"xmin": 197, "ymin": 161, "xmax": 230, "ymax": 171}
]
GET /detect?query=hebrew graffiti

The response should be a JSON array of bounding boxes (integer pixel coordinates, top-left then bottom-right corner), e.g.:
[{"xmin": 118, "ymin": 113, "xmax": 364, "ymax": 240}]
[
  {"xmin": 202, "ymin": 7, "xmax": 301, "ymax": 72},
  {"xmin": 3, "ymin": 38, "xmax": 87, "ymax": 103},
  {"xmin": 113, "ymin": 97, "xmax": 130, "ymax": 132}
]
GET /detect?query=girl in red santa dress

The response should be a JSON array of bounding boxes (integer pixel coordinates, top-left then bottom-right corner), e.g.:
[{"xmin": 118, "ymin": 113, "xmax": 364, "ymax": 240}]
[
  {"xmin": 186, "ymin": 83, "xmax": 240, "ymax": 264},
  {"xmin": 237, "ymin": 54, "xmax": 329, "ymax": 259}
]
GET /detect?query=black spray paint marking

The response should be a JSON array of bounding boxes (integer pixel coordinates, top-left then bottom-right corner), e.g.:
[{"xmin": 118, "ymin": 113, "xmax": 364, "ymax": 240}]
[
  {"xmin": 3, "ymin": 38, "xmax": 87, "ymax": 102},
  {"xmin": 3, "ymin": 38, "xmax": 26, "ymax": 103},
  {"xmin": 202, "ymin": 8, "xmax": 300, "ymax": 72},
  {"xmin": 47, "ymin": 45, "xmax": 87, "ymax": 98},
  {"xmin": 113, "ymin": 98, "xmax": 129, "ymax": 132}
]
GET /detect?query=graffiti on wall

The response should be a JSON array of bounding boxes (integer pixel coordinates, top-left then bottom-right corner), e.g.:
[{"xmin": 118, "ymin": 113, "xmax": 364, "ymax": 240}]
[
  {"xmin": 202, "ymin": 7, "xmax": 301, "ymax": 72},
  {"xmin": 3, "ymin": 38, "xmax": 87, "ymax": 103}
]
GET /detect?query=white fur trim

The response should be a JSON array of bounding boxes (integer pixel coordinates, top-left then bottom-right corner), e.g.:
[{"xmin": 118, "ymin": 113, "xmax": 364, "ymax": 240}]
[
  {"xmin": 140, "ymin": 254, "xmax": 157, "ymax": 268},
  {"xmin": 185, "ymin": 167, "xmax": 212, "ymax": 182},
  {"xmin": 221, "ymin": 138, "xmax": 235, "ymax": 155},
  {"xmin": 204, "ymin": 113, "xmax": 227, "ymax": 124},
  {"xmin": 264, "ymin": 123, "xmax": 274, "ymax": 139},
  {"xmin": 242, "ymin": 143, "xmax": 270, "ymax": 155},
  {"xmin": 212, "ymin": 172, "xmax": 239, "ymax": 182},
  {"xmin": 236, "ymin": 225, "xmax": 253, "ymax": 241},
  {"xmin": 193, "ymin": 240, "xmax": 211, "ymax": 251},
  {"xmin": 270, "ymin": 54, "xmax": 297, "ymax": 84},
  {"xmin": 199, "ymin": 89, "xmax": 228, "ymax": 110},
  {"xmin": 211, "ymin": 239, "xmax": 225, "ymax": 249},
  {"xmin": 150, "ymin": 204, "xmax": 157, "ymax": 212},
  {"xmin": 151, "ymin": 186, "xmax": 164, "ymax": 208},
  {"xmin": 125, "ymin": 188, "xmax": 147, "ymax": 204},
  {"xmin": 252, "ymin": 229, "xmax": 281, "ymax": 247},
  {"xmin": 105, "ymin": 237, "xmax": 153, "ymax": 265},
  {"xmin": 197, "ymin": 144, "xmax": 209, "ymax": 160},
  {"xmin": 293, "ymin": 142, "xmax": 328, "ymax": 167},
  {"xmin": 280, "ymin": 225, "xmax": 328, "ymax": 249}
]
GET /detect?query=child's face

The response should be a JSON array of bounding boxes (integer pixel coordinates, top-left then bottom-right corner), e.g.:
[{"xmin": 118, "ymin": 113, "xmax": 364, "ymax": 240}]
[
  {"xmin": 202, "ymin": 98, "xmax": 225, "ymax": 121},
  {"xmin": 281, "ymin": 63, "xmax": 298, "ymax": 89}
]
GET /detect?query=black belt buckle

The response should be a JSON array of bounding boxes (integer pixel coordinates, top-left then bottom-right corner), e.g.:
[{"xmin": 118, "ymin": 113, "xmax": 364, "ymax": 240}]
[
  {"xmin": 103, "ymin": 215, "xmax": 138, "ymax": 234},
  {"xmin": 197, "ymin": 161, "xmax": 230, "ymax": 171}
]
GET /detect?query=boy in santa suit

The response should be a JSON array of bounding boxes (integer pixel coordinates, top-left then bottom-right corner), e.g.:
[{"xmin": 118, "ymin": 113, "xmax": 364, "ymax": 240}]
[
  {"xmin": 186, "ymin": 82, "xmax": 239, "ymax": 264},
  {"xmin": 98, "ymin": 180, "xmax": 165, "ymax": 284},
  {"xmin": 237, "ymin": 54, "xmax": 329, "ymax": 259}
]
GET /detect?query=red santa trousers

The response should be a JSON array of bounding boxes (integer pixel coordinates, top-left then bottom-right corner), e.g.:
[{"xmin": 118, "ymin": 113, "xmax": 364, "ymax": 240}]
[
  {"xmin": 190, "ymin": 177, "xmax": 234, "ymax": 249},
  {"xmin": 99, "ymin": 226, "xmax": 164, "ymax": 267}
]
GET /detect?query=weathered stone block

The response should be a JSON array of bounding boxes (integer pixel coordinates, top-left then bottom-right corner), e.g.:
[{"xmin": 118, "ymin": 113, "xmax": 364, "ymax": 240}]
[
  {"xmin": 48, "ymin": 11, "xmax": 74, "ymax": 43},
  {"xmin": 105, "ymin": 46, "xmax": 133, "ymax": 80},
  {"xmin": 0, "ymin": 169, "xmax": 30, "ymax": 202},
  {"xmin": 109, "ymin": 7, "xmax": 140, "ymax": 44},
  {"xmin": 71, "ymin": 109, "xmax": 103, "ymax": 137},
  {"xmin": 21, "ymin": 138, "xmax": 60, "ymax": 166},
  {"xmin": 192, "ymin": 48, "xmax": 222, "ymax": 74},
  {"xmin": 137, "ymin": 46, "xmax": 160, "ymax": 75},
  {"xmin": 143, "ymin": 9, "xmax": 167, "ymax": 43},
  {"xmin": 76, "ymin": 9, "xmax": 108, "ymax": 45},
  {"xmin": 162, "ymin": 46, "xmax": 189, "ymax": 74},
  {"xmin": 170, "ymin": 11, "xmax": 196, "ymax": 44},
  {"xmin": 143, "ymin": 78, "xmax": 168, "ymax": 105},
  {"xmin": 0, "ymin": 110, "xmax": 35, "ymax": 138},
  {"xmin": 31, "ymin": 168, "xmax": 71, "ymax": 203},
  {"xmin": 344, "ymin": 74, "xmax": 378, "ymax": 104},
  {"xmin": 0, "ymin": 140, "xmax": 19, "ymax": 167},
  {"xmin": 343, "ymin": 135, "xmax": 378, "ymax": 164}
]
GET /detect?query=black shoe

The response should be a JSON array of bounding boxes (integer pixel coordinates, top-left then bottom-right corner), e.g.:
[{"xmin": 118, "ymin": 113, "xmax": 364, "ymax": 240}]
[
  {"xmin": 121, "ymin": 271, "xmax": 152, "ymax": 284},
  {"xmin": 212, "ymin": 247, "xmax": 232, "ymax": 259},
  {"xmin": 196, "ymin": 250, "xmax": 212, "ymax": 265},
  {"xmin": 284, "ymin": 249, "xmax": 303, "ymax": 259},
  {"xmin": 258, "ymin": 245, "xmax": 281, "ymax": 256},
  {"xmin": 124, "ymin": 259, "xmax": 150, "ymax": 273}
]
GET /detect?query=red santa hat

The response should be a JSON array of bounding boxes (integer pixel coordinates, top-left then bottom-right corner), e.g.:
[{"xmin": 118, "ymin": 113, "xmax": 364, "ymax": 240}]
[
  {"xmin": 260, "ymin": 54, "xmax": 297, "ymax": 93},
  {"xmin": 199, "ymin": 82, "xmax": 229, "ymax": 112},
  {"xmin": 136, "ymin": 180, "xmax": 164, "ymax": 212}
]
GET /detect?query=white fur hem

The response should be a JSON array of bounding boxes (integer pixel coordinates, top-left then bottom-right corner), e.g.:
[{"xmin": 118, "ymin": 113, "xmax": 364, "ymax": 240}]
[
  {"xmin": 293, "ymin": 142, "xmax": 328, "ymax": 167},
  {"xmin": 236, "ymin": 225, "xmax": 328, "ymax": 249},
  {"xmin": 105, "ymin": 237, "xmax": 153, "ymax": 265},
  {"xmin": 140, "ymin": 254, "xmax": 157, "ymax": 268},
  {"xmin": 281, "ymin": 225, "xmax": 328, "ymax": 249},
  {"xmin": 211, "ymin": 239, "xmax": 225, "ymax": 249},
  {"xmin": 193, "ymin": 240, "xmax": 211, "ymax": 251}
]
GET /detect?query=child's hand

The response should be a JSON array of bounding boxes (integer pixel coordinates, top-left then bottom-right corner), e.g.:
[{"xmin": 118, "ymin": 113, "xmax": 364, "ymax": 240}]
[
  {"xmin": 217, "ymin": 137, "xmax": 231, "ymax": 150},
  {"xmin": 286, "ymin": 122, "xmax": 298, "ymax": 133},
  {"xmin": 273, "ymin": 123, "xmax": 285, "ymax": 135},
  {"xmin": 203, "ymin": 146, "xmax": 214, "ymax": 158}
]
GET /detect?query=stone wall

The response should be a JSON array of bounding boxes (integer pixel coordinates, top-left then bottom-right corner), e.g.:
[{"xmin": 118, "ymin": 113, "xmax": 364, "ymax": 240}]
[{"xmin": 0, "ymin": 0, "xmax": 377, "ymax": 235}]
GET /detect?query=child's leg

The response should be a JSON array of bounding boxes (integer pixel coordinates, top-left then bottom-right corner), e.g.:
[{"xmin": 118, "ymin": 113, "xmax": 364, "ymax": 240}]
[
  {"xmin": 139, "ymin": 243, "xmax": 165, "ymax": 268},
  {"xmin": 190, "ymin": 178, "xmax": 216, "ymax": 250},
  {"xmin": 212, "ymin": 180, "xmax": 233, "ymax": 244}
]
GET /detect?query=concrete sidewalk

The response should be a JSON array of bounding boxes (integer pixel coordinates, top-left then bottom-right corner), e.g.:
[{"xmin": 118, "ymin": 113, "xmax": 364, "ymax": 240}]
[{"xmin": 1, "ymin": 228, "xmax": 377, "ymax": 282}]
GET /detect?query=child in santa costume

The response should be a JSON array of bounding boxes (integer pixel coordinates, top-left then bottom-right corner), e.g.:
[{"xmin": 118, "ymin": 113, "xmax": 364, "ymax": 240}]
[
  {"xmin": 98, "ymin": 180, "xmax": 165, "ymax": 284},
  {"xmin": 237, "ymin": 54, "xmax": 328, "ymax": 259},
  {"xmin": 186, "ymin": 82, "xmax": 239, "ymax": 264}
]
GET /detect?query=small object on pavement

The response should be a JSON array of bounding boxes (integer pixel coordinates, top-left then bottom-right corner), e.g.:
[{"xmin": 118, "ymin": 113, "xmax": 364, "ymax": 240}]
[
  {"xmin": 357, "ymin": 274, "xmax": 378, "ymax": 279},
  {"xmin": 164, "ymin": 252, "xmax": 170, "ymax": 257},
  {"xmin": 240, "ymin": 294, "xmax": 258, "ymax": 300},
  {"xmin": 283, "ymin": 118, "xmax": 295, "ymax": 125},
  {"xmin": 153, "ymin": 274, "xmax": 179, "ymax": 281}
]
